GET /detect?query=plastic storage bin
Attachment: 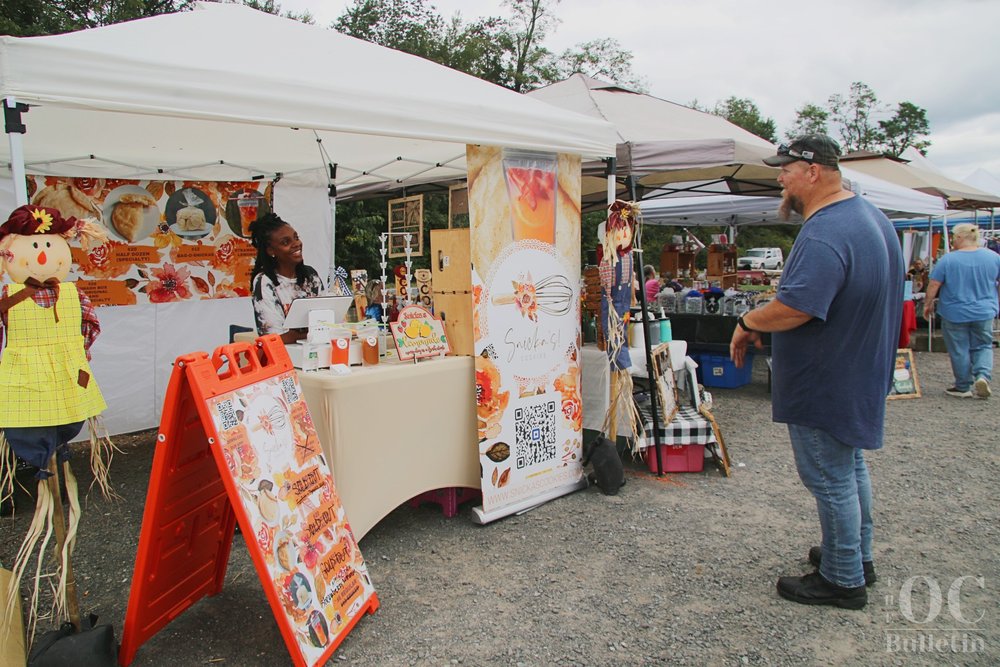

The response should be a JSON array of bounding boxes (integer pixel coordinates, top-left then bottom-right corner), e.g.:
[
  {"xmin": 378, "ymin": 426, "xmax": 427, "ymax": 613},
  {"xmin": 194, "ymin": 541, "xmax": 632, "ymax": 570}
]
[
  {"xmin": 645, "ymin": 444, "xmax": 705, "ymax": 473},
  {"xmin": 700, "ymin": 353, "xmax": 753, "ymax": 388}
]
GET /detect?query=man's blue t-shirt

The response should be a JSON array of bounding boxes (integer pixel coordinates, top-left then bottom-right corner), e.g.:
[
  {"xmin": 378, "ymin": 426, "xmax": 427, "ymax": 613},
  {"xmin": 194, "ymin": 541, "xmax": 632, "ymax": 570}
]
[
  {"xmin": 771, "ymin": 196, "xmax": 904, "ymax": 450},
  {"xmin": 928, "ymin": 248, "xmax": 1000, "ymax": 322}
]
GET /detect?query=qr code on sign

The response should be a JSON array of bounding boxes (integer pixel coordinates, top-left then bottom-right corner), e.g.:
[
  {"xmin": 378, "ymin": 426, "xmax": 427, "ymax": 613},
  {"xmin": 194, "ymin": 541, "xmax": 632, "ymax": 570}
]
[
  {"xmin": 513, "ymin": 399, "xmax": 557, "ymax": 469},
  {"xmin": 217, "ymin": 399, "xmax": 238, "ymax": 431},
  {"xmin": 280, "ymin": 376, "xmax": 300, "ymax": 405}
]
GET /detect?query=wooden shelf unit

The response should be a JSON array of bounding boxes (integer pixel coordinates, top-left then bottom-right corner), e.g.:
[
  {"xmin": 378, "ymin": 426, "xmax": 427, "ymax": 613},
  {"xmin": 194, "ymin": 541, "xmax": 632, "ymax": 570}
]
[
  {"xmin": 660, "ymin": 244, "xmax": 697, "ymax": 286},
  {"xmin": 707, "ymin": 244, "xmax": 738, "ymax": 289}
]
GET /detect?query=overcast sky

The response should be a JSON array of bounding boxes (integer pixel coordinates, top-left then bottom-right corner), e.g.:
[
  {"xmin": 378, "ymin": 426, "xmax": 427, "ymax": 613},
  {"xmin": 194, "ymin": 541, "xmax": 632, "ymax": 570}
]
[{"xmin": 280, "ymin": 0, "xmax": 1000, "ymax": 184}]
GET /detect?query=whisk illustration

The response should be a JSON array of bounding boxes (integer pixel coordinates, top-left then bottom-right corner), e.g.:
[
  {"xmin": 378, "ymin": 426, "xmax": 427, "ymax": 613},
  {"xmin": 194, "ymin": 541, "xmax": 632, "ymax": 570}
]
[{"xmin": 492, "ymin": 273, "xmax": 573, "ymax": 319}]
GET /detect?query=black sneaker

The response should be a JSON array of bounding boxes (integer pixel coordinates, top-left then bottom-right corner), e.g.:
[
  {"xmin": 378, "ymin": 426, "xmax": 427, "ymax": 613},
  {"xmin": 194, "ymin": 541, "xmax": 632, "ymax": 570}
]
[
  {"xmin": 945, "ymin": 386, "xmax": 974, "ymax": 398},
  {"xmin": 777, "ymin": 571, "xmax": 867, "ymax": 610},
  {"xmin": 808, "ymin": 546, "xmax": 877, "ymax": 586}
]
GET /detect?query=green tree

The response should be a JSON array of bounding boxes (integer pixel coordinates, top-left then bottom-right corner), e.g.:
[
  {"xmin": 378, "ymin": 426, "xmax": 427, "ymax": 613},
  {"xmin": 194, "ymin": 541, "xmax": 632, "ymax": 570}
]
[
  {"xmin": 505, "ymin": 0, "xmax": 560, "ymax": 92},
  {"xmin": 793, "ymin": 82, "xmax": 932, "ymax": 157},
  {"xmin": 712, "ymin": 96, "xmax": 777, "ymax": 143},
  {"xmin": 0, "ymin": 0, "xmax": 316, "ymax": 36},
  {"xmin": 554, "ymin": 38, "xmax": 647, "ymax": 92},
  {"xmin": 0, "ymin": 0, "xmax": 187, "ymax": 35},
  {"xmin": 333, "ymin": 0, "xmax": 442, "ymax": 55},
  {"xmin": 785, "ymin": 103, "xmax": 829, "ymax": 141},
  {"xmin": 879, "ymin": 101, "xmax": 931, "ymax": 156},
  {"xmin": 438, "ymin": 15, "xmax": 515, "ymax": 87},
  {"xmin": 827, "ymin": 81, "xmax": 884, "ymax": 152},
  {"xmin": 334, "ymin": 193, "xmax": 452, "ymax": 278},
  {"xmin": 235, "ymin": 0, "xmax": 313, "ymax": 23}
]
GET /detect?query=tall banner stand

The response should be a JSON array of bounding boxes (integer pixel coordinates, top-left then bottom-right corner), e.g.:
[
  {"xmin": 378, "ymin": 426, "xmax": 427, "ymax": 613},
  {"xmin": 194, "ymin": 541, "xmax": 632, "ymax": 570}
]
[
  {"xmin": 467, "ymin": 145, "xmax": 587, "ymax": 525},
  {"xmin": 119, "ymin": 335, "xmax": 378, "ymax": 667}
]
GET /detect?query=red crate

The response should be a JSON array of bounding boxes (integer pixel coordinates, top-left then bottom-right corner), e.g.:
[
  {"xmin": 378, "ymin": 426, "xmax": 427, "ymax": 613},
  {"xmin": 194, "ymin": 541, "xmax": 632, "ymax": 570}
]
[{"xmin": 645, "ymin": 444, "xmax": 705, "ymax": 473}]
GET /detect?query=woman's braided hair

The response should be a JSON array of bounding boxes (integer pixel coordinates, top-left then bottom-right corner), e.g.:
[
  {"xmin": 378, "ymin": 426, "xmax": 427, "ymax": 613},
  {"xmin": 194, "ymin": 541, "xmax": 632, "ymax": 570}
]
[{"xmin": 248, "ymin": 212, "xmax": 311, "ymax": 287}]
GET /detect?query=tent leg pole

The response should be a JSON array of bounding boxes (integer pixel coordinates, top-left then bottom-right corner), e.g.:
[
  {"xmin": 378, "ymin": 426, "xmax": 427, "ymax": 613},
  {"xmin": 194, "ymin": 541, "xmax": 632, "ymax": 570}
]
[
  {"xmin": 628, "ymin": 176, "xmax": 664, "ymax": 475},
  {"xmin": 4, "ymin": 97, "xmax": 29, "ymax": 206},
  {"xmin": 328, "ymin": 193, "xmax": 337, "ymax": 283}
]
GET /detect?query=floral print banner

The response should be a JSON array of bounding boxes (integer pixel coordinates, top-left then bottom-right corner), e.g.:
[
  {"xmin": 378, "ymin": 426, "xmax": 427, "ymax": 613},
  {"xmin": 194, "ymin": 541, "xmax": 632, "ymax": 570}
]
[
  {"xmin": 26, "ymin": 176, "xmax": 270, "ymax": 306},
  {"xmin": 467, "ymin": 146, "xmax": 584, "ymax": 515},
  {"xmin": 206, "ymin": 369, "xmax": 377, "ymax": 666}
]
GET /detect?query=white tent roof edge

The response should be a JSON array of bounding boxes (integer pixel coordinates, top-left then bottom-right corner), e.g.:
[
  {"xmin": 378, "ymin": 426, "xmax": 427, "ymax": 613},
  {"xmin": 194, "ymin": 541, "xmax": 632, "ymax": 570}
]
[{"xmin": 0, "ymin": 2, "xmax": 618, "ymax": 189}]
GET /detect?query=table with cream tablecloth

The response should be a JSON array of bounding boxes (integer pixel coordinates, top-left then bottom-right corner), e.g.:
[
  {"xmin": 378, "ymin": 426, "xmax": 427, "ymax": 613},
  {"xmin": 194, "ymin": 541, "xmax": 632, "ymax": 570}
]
[{"xmin": 297, "ymin": 355, "xmax": 479, "ymax": 541}]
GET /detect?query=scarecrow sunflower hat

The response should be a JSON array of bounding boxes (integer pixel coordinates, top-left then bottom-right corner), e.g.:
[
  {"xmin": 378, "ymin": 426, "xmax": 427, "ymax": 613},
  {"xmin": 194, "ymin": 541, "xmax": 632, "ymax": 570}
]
[{"xmin": 0, "ymin": 205, "xmax": 78, "ymax": 242}]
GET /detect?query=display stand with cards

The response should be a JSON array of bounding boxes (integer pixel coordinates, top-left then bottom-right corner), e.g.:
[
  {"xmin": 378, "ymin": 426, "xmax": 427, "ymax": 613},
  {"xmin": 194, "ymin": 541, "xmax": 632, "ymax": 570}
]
[{"xmin": 119, "ymin": 335, "xmax": 378, "ymax": 667}]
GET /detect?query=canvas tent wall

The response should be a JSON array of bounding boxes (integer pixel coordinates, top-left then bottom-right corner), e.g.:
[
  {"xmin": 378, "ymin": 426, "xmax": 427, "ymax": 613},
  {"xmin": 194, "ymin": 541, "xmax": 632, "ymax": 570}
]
[
  {"xmin": 0, "ymin": 2, "xmax": 618, "ymax": 435},
  {"xmin": 526, "ymin": 74, "xmax": 782, "ymax": 207}
]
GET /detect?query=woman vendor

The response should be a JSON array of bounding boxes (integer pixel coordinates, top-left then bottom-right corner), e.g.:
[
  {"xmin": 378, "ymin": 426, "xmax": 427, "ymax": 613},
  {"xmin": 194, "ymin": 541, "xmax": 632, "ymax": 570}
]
[{"xmin": 250, "ymin": 213, "xmax": 324, "ymax": 343}]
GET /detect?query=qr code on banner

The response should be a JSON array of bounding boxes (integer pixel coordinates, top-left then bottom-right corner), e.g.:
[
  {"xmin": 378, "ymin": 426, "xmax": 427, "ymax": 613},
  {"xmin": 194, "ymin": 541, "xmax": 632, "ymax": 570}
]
[
  {"xmin": 513, "ymin": 399, "xmax": 557, "ymax": 469},
  {"xmin": 280, "ymin": 376, "xmax": 300, "ymax": 405},
  {"xmin": 217, "ymin": 399, "xmax": 238, "ymax": 431}
]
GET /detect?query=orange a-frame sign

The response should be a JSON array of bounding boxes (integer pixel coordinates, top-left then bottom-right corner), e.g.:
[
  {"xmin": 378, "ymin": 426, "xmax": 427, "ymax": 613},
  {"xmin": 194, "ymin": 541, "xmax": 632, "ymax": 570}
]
[{"xmin": 119, "ymin": 335, "xmax": 378, "ymax": 667}]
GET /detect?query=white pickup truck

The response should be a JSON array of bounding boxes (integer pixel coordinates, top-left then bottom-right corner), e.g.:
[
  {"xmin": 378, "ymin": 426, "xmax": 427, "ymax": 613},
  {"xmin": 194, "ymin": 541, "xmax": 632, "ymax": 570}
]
[{"xmin": 737, "ymin": 247, "xmax": 784, "ymax": 270}]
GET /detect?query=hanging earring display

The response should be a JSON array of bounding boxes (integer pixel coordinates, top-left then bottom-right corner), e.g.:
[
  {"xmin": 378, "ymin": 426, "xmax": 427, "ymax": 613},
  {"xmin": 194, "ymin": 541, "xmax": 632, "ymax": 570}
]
[
  {"xmin": 378, "ymin": 233, "xmax": 390, "ymax": 330},
  {"xmin": 402, "ymin": 233, "xmax": 413, "ymax": 307}
]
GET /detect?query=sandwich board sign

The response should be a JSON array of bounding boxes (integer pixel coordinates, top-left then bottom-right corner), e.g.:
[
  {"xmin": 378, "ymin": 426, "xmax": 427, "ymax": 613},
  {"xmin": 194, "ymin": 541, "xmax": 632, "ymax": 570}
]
[{"xmin": 119, "ymin": 335, "xmax": 378, "ymax": 667}]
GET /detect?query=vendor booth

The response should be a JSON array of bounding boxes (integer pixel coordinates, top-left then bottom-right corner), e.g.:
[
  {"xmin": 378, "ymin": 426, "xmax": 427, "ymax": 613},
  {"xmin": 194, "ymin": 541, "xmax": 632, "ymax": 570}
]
[
  {"xmin": 0, "ymin": 2, "xmax": 618, "ymax": 437},
  {"xmin": 1, "ymin": 5, "xmax": 625, "ymax": 658}
]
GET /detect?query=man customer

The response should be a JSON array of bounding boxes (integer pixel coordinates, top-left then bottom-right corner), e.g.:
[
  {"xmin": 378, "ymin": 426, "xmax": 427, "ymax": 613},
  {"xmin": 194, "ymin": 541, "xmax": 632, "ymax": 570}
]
[
  {"xmin": 729, "ymin": 135, "xmax": 903, "ymax": 610},
  {"xmin": 923, "ymin": 223, "xmax": 1000, "ymax": 398}
]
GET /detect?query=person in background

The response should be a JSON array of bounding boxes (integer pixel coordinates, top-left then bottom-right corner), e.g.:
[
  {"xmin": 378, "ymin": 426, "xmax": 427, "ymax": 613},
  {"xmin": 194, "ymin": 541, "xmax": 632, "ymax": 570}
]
[
  {"xmin": 923, "ymin": 223, "xmax": 1000, "ymax": 399},
  {"xmin": 661, "ymin": 272, "xmax": 684, "ymax": 292},
  {"xmin": 364, "ymin": 280, "xmax": 385, "ymax": 321},
  {"xmin": 643, "ymin": 264, "xmax": 660, "ymax": 302},
  {"xmin": 730, "ymin": 135, "xmax": 903, "ymax": 610},
  {"xmin": 249, "ymin": 213, "xmax": 324, "ymax": 343},
  {"xmin": 907, "ymin": 258, "xmax": 929, "ymax": 293}
]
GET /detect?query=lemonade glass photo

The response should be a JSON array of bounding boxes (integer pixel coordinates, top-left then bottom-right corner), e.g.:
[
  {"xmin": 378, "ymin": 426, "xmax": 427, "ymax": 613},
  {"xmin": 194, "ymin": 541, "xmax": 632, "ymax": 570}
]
[
  {"xmin": 237, "ymin": 190, "xmax": 261, "ymax": 237},
  {"xmin": 502, "ymin": 149, "xmax": 557, "ymax": 245}
]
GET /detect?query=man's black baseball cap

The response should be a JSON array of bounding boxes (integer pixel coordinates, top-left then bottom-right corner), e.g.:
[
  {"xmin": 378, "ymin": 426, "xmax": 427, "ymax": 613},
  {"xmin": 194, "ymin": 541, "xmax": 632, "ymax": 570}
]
[{"xmin": 763, "ymin": 134, "xmax": 841, "ymax": 167}]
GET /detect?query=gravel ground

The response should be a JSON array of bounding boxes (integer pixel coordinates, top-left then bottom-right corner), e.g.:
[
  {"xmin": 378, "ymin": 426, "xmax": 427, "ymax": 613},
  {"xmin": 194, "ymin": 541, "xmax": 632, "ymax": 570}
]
[{"xmin": 3, "ymin": 349, "xmax": 998, "ymax": 666}]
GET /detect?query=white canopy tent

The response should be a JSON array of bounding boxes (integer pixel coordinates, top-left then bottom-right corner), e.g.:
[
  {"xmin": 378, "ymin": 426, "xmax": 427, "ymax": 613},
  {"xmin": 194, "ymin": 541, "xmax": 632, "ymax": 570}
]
[
  {"xmin": 639, "ymin": 166, "xmax": 947, "ymax": 227},
  {"xmin": 0, "ymin": 3, "xmax": 616, "ymax": 188},
  {"xmin": 0, "ymin": 2, "xmax": 618, "ymax": 435},
  {"xmin": 965, "ymin": 168, "xmax": 1000, "ymax": 198}
]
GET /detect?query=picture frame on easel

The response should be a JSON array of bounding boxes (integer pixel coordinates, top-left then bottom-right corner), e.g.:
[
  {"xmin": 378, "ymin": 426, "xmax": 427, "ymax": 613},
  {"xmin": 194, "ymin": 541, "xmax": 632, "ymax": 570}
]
[
  {"xmin": 650, "ymin": 343, "xmax": 679, "ymax": 426},
  {"xmin": 698, "ymin": 406, "xmax": 732, "ymax": 477},
  {"xmin": 887, "ymin": 348, "xmax": 921, "ymax": 400}
]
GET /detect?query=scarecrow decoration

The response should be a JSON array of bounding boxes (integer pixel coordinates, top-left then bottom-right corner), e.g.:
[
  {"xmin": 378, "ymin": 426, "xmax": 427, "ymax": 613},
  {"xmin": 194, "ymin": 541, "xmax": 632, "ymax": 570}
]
[
  {"xmin": 0, "ymin": 204, "xmax": 116, "ymax": 641},
  {"xmin": 598, "ymin": 200, "xmax": 643, "ymax": 450}
]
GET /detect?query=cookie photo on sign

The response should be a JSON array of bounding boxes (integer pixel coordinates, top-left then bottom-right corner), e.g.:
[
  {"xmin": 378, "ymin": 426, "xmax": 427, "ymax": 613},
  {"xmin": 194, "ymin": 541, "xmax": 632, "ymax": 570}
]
[
  {"xmin": 102, "ymin": 185, "xmax": 160, "ymax": 242},
  {"xmin": 165, "ymin": 187, "xmax": 217, "ymax": 240}
]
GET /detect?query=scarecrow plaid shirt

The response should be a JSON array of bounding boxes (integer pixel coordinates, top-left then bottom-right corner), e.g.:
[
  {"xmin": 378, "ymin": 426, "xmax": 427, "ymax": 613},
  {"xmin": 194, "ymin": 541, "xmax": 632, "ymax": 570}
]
[{"xmin": 0, "ymin": 284, "xmax": 100, "ymax": 359}]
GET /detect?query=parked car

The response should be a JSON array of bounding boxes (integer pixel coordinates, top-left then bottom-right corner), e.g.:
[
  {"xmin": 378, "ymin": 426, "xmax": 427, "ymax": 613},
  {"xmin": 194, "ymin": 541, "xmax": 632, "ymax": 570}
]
[{"xmin": 737, "ymin": 247, "xmax": 783, "ymax": 270}]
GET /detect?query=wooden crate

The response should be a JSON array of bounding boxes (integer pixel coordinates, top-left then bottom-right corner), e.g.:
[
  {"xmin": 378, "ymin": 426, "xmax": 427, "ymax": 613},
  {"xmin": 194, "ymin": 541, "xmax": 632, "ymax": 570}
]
[
  {"xmin": 430, "ymin": 228, "xmax": 471, "ymax": 293},
  {"xmin": 707, "ymin": 244, "xmax": 737, "ymax": 289},
  {"xmin": 433, "ymin": 291, "xmax": 474, "ymax": 356}
]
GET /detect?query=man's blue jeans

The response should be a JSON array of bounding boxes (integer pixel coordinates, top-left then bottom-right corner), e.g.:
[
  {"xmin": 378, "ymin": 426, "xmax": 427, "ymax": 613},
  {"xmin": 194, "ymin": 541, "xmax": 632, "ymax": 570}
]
[
  {"xmin": 940, "ymin": 318, "xmax": 994, "ymax": 391},
  {"xmin": 788, "ymin": 424, "xmax": 872, "ymax": 589}
]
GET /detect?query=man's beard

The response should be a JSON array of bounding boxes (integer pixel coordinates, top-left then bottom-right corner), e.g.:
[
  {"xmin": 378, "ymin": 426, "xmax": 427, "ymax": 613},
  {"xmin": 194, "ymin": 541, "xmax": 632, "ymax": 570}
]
[{"xmin": 778, "ymin": 191, "xmax": 804, "ymax": 221}]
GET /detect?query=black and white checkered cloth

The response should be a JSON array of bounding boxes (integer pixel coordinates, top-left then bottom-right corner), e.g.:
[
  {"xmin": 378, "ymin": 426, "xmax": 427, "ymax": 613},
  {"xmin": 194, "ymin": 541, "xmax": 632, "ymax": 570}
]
[{"xmin": 637, "ymin": 402, "xmax": 716, "ymax": 446}]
